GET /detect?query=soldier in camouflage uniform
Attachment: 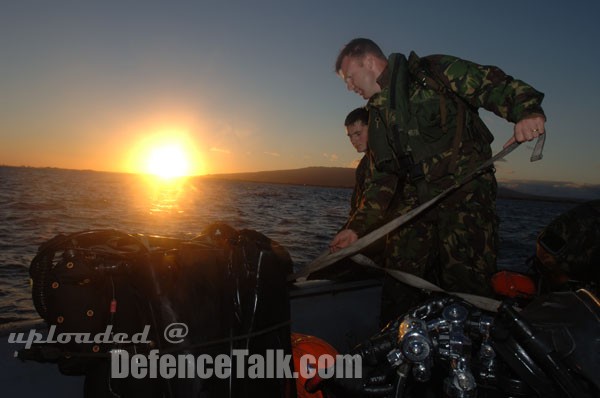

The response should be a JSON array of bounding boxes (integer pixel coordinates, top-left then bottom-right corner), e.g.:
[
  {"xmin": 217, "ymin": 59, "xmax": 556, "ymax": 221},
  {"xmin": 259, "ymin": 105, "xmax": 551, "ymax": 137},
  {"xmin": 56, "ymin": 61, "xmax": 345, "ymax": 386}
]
[
  {"xmin": 312, "ymin": 108, "xmax": 384, "ymax": 281},
  {"xmin": 330, "ymin": 38, "xmax": 547, "ymax": 322},
  {"xmin": 535, "ymin": 199, "xmax": 600, "ymax": 293},
  {"xmin": 345, "ymin": 107, "xmax": 371, "ymax": 223},
  {"xmin": 340, "ymin": 108, "xmax": 393, "ymax": 265},
  {"xmin": 336, "ymin": 107, "xmax": 380, "ymax": 237}
]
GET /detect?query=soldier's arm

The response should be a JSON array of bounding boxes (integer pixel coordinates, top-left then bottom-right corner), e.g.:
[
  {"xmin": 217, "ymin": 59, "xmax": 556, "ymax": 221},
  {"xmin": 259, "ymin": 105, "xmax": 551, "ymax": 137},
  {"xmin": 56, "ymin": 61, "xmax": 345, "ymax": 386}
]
[
  {"xmin": 330, "ymin": 168, "xmax": 398, "ymax": 252},
  {"xmin": 425, "ymin": 55, "xmax": 545, "ymax": 123},
  {"xmin": 348, "ymin": 156, "xmax": 369, "ymax": 218},
  {"xmin": 344, "ymin": 166, "xmax": 399, "ymax": 237}
]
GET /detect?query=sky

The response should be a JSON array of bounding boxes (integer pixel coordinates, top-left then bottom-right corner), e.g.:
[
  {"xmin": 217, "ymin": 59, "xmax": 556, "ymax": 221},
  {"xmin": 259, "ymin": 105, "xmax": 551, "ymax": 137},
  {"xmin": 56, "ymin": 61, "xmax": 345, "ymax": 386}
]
[{"xmin": 1, "ymin": 0, "xmax": 599, "ymax": 186}]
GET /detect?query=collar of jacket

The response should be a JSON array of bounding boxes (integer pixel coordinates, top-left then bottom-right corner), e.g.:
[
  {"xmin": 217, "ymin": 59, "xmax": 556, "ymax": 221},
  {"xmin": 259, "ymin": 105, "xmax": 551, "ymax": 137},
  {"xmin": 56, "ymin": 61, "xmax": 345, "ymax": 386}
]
[
  {"xmin": 376, "ymin": 62, "xmax": 391, "ymax": 90},
  {"xmin": 368, "ymin": 53, "xmax": 411, "ymax": 126}
]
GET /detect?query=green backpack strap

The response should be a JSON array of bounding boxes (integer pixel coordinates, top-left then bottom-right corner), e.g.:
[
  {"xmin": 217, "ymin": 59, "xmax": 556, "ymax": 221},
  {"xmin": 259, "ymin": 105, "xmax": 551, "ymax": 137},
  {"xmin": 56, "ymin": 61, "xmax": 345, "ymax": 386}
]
[{"xmin": 406, "ymin": 52, "xmax": 467, "ymax": 175}]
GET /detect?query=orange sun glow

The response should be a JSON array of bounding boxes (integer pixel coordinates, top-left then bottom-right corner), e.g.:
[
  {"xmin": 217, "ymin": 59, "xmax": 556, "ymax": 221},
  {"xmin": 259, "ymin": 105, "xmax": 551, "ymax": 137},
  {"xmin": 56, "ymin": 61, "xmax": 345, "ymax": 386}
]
[
  {"xmin": 128, "ymin": 130, "xmax": 203, "ymax": 179},
  {"xmin": 145, "ymin": 143, "xmax": 191, "ymax": 179}
]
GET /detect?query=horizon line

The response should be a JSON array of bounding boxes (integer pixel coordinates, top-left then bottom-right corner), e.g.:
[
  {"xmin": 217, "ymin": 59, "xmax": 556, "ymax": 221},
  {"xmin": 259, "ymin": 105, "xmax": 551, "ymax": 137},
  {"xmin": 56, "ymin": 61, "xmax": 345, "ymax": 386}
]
[{"xmin": 2, "ymin": 163, "xmax": 599, "ymax": 188}]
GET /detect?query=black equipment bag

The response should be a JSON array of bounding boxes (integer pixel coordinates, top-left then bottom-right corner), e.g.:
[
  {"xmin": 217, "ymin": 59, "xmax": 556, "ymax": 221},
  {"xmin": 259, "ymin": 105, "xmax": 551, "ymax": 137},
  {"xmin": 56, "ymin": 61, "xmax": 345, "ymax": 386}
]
[
  {"xmin": 27, "ymin": 223, "xmax": 296, "ymax": 398},
  {"xmin": 493, "ymin": 289, "xmax": 600, "ymax": 398},
  {"xmin": 535, "ymin": 199, "xmax": 600, "ymax": 292}
]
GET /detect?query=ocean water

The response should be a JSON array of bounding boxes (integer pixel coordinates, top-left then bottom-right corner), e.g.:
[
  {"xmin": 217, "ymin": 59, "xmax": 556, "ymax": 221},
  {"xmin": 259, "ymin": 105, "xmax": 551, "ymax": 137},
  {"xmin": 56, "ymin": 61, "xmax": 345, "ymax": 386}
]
[{"xmin": 0, "ymin": 166, "xmax": 576, "ymax": 324}]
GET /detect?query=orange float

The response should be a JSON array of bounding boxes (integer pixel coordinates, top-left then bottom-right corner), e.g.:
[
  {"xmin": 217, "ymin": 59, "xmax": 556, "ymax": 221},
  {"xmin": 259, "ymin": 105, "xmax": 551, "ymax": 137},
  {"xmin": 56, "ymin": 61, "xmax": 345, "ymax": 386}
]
[{"xmin": 290, "ymin": 332, "xmax": 338, "ymax": 398}]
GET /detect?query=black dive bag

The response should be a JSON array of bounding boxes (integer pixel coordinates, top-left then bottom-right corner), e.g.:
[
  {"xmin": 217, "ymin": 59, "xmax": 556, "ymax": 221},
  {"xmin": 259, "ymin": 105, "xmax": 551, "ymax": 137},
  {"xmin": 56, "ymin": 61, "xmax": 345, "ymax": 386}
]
[{"xmin": 25, "ymin": 223, "xmax": 296, "ymax": 398}]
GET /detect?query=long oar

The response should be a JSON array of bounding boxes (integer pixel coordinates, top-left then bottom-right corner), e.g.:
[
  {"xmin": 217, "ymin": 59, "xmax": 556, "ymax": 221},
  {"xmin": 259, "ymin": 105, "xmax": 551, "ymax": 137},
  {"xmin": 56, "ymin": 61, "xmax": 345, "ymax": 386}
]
[{"xmin": 290, "ymin": 133, "xmax": 545, "ymax": 282}]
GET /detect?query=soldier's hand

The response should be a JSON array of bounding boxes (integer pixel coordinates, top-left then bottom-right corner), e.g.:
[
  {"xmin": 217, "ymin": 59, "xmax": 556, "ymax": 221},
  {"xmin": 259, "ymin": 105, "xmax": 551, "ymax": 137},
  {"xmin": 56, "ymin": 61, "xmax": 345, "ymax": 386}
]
[
  {"xmin": 329, "ymin": 229, "xmax": 358, "ymax": 252},
  {"xmin": 504, "ymin": 114, "xmax": 545, "ymax": 148}
]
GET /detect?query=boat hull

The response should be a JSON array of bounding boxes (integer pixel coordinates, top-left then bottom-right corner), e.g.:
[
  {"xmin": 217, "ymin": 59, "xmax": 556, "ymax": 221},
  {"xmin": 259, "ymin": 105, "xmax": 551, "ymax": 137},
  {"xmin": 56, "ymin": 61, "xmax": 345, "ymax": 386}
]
[{"xmin": 1, "ymin": 278, "xmax": 382, "ymax": 397}]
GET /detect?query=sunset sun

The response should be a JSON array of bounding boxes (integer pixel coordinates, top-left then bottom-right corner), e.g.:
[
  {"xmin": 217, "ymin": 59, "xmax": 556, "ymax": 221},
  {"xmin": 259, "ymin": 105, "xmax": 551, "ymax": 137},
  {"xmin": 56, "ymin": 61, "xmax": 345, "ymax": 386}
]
[
  {"xmin": 145, "ymin": 143, "xmax": 191, "ymax": 179},
  {"xmin": 127, "ymin": 129, "xmax": 204, "ymax": 179}
]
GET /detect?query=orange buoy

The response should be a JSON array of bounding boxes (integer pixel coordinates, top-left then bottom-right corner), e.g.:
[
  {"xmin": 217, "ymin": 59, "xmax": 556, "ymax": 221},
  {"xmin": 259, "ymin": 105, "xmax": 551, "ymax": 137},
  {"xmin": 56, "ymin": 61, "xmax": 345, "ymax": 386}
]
[{"xmin": 291, "ymin": 332, "xmax": 338, "ymax": 398}]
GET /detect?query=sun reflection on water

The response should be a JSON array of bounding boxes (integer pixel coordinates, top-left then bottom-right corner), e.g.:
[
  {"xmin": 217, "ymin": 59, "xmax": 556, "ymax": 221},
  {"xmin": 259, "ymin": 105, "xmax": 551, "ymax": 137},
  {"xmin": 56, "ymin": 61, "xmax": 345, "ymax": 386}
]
[{"xmin": 140, "ymin": 174, "xmax": 192, "ymax": 216}]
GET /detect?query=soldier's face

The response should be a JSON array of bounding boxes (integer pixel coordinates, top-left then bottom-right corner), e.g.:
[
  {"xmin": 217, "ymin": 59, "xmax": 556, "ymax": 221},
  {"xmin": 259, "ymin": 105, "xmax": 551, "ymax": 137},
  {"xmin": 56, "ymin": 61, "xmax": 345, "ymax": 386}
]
[
  {"xmin": 339, "ymin": 55, "xmax": 380, "ymax": 99},
  {"xmin": 346, "ymin": 121, "xmax": 368, "ymax": 153}
]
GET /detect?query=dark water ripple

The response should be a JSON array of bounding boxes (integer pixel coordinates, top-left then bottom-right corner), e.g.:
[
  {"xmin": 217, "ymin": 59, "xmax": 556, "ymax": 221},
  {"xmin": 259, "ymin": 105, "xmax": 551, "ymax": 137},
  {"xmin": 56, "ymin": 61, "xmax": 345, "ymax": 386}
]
[
  {"xmin": 496, "ymin": 199, "xmax": 575, "ymax": 272},
  {"xmin": 0, "ymin": 166, "xmax": 577, "ymax": 323}
]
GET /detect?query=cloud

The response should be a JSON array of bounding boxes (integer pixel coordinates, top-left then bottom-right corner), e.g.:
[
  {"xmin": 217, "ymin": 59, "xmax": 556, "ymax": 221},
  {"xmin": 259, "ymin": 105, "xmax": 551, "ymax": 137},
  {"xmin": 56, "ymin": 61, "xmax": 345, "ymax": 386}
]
[
  {"xmin": 210, "ymin": 121, "xmax": 254, "ymax": 140},
  {"xmin": 210, "ymin": 147, "xmax": 231, "ymax": 154},
  {"xmin": 322, "ymin": 153, "xmax": 339, "ymax": 162},
  {"xmin": 200, "ymin": 120, "xmax": 255, "ymax": 151},
  {"xmin": 501, "ymin": 182, "xmax": 521, "ymax": 190},
  {"xmin": 554, "ymin": 182, "xmax": 585, "ymax": 189},
  {"xmin": 264, "ymin": 151, "xmax": 280, "ymax": 157},
  {"xmin": 495, "ymin": 163, "xmax": 516, "ymax": 177},
  {"xmin": 349, "ymin": 158, "xmax": 361, "ymax": 168},
  {"xmin": 494, "ymin": 179, "xmax": 600, "ymax": 200}
]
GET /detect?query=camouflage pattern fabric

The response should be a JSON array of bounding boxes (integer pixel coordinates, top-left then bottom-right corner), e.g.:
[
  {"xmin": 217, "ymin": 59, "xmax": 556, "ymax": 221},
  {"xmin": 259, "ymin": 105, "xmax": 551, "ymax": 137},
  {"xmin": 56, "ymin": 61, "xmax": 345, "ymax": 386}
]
[
  {"xmin": 348, "ymin": 155, "xmax": 370, "ymax": 221},
  {"xmin": 346, "ymin": 52, "xmax": 544, "ymax": 311},
  {"xmin": 536, "ymin": 199, "xmax": 600, "ymax": 288},
  {"xmin": 344, "ymin": 154, "xmax": 388, "ymax": 263},
  {"xmin": 385, "ymin": 171, "xmax": 498, "ymax": 291},
  {"xmin": 346, "ymin": 153, "xmax": 404, "ymax": 236},
  {"xmin": 419, "ymin": 53, "xmax": 545, "ymax": 123}
]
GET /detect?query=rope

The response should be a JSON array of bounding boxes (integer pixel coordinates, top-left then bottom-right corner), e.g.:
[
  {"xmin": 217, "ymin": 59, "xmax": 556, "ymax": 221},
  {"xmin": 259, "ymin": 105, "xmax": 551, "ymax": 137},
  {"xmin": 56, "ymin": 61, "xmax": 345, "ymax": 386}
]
[
  {"xmin": 290, "ymin": 135, "xmax": 546, "ymax": 312},
  {"xmin": 351, "ymin": 254, "xmax": 503, "ymax": 312}
]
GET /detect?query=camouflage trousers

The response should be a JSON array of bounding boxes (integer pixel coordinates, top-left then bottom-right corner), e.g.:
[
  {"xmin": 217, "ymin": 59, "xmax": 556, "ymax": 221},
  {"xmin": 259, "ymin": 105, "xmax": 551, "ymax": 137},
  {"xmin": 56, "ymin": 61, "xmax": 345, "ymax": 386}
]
[{"xmin": 380, "ymin": 172, "xmax": 499, "ymax": 324}]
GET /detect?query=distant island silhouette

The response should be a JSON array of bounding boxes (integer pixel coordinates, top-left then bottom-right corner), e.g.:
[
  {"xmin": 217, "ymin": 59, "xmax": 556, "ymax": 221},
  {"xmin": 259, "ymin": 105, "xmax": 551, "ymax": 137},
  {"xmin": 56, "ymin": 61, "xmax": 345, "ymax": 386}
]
[
  {"xmin": 2, "ymin": 164, "xmax": 594, "ymax": 202},
  {"xmin": 201, "ymin": 166, "xmax": 584, "ymax": 203}
]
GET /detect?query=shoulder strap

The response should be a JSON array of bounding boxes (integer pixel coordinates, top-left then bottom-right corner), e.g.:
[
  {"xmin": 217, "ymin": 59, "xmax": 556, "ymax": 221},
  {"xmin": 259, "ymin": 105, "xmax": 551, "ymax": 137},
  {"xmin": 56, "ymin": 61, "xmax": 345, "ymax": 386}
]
[{"xmin": 407, "ymin": 52, "xmax": 468, "ymax": 174}]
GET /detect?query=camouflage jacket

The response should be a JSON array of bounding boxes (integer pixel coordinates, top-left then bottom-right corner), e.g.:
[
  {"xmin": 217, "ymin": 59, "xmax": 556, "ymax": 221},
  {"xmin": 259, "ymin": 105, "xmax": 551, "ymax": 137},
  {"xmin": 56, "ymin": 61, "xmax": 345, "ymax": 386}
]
[
  {"xmin": 344, "ymin": 155, "xmax": 371, "ymax": 229},
  {"xmin": 346, "ymin": 150, "xmax": 409, "ymax": 235},
  {"xmin": 537, "ymin": 199, "xmax": 600, "ymax": 285},
  {"xmin": 346, "ymin": 52, "xmax": 545, "ymax": 236}
]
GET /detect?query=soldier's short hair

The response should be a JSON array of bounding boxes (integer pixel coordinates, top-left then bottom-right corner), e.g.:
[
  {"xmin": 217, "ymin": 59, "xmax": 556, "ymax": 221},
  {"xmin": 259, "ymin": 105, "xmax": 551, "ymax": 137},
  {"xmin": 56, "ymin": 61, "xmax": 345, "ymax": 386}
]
[
  {"xmin": 344, "ymin": 107, "xmax": 369, "ymax": 127},
  {"xmin": 335, "ymin": 38, "xmax": 387, "ymax": 73}
]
